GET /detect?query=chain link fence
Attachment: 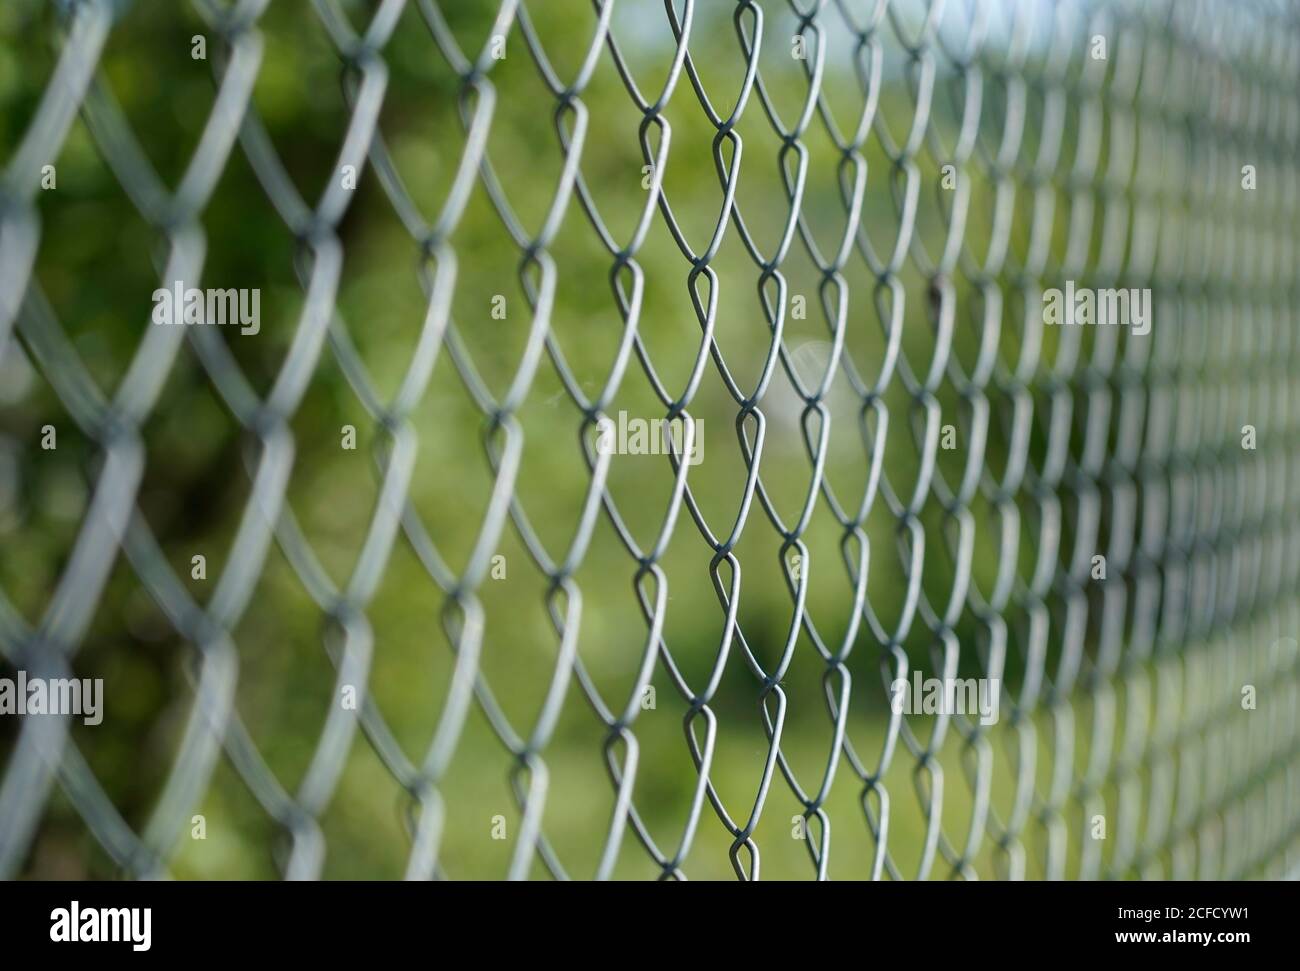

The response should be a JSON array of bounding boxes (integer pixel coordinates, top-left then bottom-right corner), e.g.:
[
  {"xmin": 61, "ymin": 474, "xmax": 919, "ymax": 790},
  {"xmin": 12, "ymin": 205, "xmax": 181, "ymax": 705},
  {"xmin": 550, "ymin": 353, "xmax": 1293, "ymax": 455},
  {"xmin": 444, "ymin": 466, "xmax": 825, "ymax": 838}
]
[{"xmin": 1, "ymin": 0, "xmax": 1299, "ymax": 880}]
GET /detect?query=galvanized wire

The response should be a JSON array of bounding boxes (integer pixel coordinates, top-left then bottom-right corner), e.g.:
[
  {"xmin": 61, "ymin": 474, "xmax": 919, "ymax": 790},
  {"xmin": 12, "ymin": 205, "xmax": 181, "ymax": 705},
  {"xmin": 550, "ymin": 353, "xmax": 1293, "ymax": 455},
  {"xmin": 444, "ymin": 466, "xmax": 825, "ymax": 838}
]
[{"xmin": 1, "ymin": 0, "xmax": 1299, "ymax": 880}]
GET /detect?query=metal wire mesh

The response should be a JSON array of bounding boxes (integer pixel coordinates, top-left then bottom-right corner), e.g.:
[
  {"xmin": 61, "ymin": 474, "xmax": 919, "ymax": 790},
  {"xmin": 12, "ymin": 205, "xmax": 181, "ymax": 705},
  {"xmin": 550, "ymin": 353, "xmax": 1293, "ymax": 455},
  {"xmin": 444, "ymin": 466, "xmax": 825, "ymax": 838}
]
[{"xmin": 1, "ymin": 0, "xmax": 1299, "ymax": 880}]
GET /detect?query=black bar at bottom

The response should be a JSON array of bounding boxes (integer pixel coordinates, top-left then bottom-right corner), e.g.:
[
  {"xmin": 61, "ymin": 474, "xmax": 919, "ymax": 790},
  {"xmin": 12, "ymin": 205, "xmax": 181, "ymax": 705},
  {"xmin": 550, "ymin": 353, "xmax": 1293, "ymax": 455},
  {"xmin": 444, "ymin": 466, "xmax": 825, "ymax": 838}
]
[{"xmin": 0, "ymin": 879, "xmax": 1285, "ymax": 957}]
